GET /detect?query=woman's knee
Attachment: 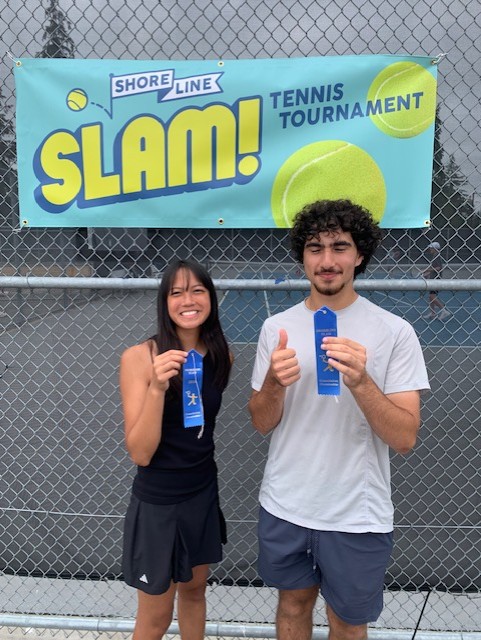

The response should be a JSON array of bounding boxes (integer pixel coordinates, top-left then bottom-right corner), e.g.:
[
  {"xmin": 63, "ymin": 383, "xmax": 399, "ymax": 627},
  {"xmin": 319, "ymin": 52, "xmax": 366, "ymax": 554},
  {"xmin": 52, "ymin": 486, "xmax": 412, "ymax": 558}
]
[
  {"xmin": 177, "ymin": 565, "xmax": 209, "ymax": 603},
  {"xmin": 136, "ymin": 614, "xmax": 171, "ymax": 638},
  {"xmin": 178, "ymin": 578, "xmax": 207, "ymax": 604},
  {"xmin": 134, "ymin": 611, "xmax": 172, "ymax": 640},
  {"xmin": 134, "ymin": 588, "xmax": 175, "ymax": 638}
]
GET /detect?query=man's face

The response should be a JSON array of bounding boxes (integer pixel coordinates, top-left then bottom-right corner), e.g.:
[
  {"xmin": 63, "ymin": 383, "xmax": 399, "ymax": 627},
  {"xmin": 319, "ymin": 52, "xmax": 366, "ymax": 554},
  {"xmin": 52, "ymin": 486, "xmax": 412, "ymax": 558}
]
[{"xmin": 302, "ymin": 229, "xmax": 363, "ymax": 298}]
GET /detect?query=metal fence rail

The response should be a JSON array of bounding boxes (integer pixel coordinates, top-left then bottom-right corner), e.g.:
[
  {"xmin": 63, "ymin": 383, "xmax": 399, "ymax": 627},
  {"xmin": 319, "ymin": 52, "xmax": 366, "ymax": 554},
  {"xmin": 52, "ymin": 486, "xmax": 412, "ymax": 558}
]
[
  {"xmin": 1, "ymin": 0, "xmax": 480, "ymax": 635},
  {"xmin": 2, "ymin": 615, "xmax": 481, "ymax": 640}
]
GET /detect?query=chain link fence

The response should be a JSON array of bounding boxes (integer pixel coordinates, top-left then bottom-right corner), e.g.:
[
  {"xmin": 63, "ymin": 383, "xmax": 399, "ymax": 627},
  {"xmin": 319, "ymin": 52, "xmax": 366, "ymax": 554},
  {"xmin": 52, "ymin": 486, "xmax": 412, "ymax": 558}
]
[{"xmin": 0, "ymin": 0, "xmax": 480, "ymax": 637}]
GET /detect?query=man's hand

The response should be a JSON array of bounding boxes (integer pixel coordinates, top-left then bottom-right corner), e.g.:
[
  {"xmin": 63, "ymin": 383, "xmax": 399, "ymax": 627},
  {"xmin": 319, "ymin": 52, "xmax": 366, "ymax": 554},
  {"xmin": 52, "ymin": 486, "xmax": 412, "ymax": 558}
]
[
  {"xmin": 248, "ymin": 329, "xmax": 300, "ymax": 434},
  {"xmin": 270, "ymin": 329, "xmax": 301, "ymax": 387},
  {"xmin": 321, "ymin": 336, "xmax": 367, "ymax": 389}
]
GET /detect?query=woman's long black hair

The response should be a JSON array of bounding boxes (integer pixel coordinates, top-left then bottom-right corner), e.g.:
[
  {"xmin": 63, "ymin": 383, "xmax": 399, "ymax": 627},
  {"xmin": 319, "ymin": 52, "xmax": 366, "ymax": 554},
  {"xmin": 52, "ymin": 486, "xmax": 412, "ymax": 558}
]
[{"xmin": 151, "ymin": 259, "xmax": 231, "ymax": 395}]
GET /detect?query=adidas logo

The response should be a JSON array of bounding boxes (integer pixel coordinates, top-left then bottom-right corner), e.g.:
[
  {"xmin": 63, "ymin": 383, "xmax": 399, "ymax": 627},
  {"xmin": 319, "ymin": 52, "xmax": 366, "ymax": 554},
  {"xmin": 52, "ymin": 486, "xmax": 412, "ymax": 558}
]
[{"xmin": 139, "ymin": 574, "xmax": 148, "ymax": 584}]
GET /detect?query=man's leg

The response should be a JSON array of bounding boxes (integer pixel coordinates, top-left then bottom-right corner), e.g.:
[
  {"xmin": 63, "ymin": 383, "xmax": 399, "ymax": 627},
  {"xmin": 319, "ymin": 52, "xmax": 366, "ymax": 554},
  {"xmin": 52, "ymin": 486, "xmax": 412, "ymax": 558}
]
[
  {"xmin": 314, "ymin": 531, "xmax": 393, "ymax": 639},
  {"xmin": 277, "ymin": 586, "xmax": 319, "ymax": 640},
  {"xmin": 326, "ymin": 604, "xmax": 368, "ymax": 640}
]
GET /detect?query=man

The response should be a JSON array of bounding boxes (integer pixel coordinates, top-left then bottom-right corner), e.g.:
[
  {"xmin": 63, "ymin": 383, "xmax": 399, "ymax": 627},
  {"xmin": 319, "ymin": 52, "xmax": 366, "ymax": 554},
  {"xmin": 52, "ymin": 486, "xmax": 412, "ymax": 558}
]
[
  {"xmin": 422, "ymin": 241, "xmax": 450, "ymax": 320},
  {"xmin": 248, "ymin": 199, "xmax": 430, "ymax": 640}
]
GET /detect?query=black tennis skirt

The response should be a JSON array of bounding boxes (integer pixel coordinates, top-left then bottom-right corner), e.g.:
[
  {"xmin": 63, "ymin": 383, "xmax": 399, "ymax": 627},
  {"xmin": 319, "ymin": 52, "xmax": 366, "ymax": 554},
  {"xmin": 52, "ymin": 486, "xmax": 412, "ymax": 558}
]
[{"xmin": 122, "ymin": 479, "xmax": 227, "ymax": 595}]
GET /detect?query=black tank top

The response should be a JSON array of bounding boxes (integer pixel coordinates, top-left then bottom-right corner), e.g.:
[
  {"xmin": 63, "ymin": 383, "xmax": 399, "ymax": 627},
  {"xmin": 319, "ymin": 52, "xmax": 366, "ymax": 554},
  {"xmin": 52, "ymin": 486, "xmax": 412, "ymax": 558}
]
[{"xmin": 132, "ymin": 352, "xmax": 223, "ymax": 504}]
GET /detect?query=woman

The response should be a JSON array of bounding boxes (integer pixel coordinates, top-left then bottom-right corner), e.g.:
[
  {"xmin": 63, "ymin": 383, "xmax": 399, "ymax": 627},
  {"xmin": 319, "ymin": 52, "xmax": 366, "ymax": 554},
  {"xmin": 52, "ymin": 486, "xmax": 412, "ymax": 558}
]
[{"xmin": 120, "ymin": 259, "xmax": 232, "ymax": 640}]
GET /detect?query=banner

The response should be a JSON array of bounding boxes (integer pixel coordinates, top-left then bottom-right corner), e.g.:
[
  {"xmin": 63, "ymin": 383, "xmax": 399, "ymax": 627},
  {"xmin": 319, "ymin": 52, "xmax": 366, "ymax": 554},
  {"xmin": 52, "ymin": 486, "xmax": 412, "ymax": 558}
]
[{"xmin": 14, "ymin": 55, "xmax": 437, "ymax": 228}]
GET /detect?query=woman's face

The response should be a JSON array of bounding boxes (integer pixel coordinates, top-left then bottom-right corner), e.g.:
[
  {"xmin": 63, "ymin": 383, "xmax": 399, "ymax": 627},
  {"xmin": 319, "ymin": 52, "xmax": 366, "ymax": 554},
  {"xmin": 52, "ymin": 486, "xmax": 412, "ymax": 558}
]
[{"xmin": 166, "ymin": 268, "xmax": 211, "ymax": 331}]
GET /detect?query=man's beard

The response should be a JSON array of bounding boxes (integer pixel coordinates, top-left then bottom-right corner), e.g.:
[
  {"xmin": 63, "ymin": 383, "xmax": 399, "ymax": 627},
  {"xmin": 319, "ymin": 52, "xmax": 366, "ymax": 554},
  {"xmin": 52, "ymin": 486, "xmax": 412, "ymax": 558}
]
[
  {"xmin": 312, "ymin": 278, "xmax": 346, "ymax": 297},
  {"xmin": 312, "ymin": 272, "xmax": 346, "ymax": 296}
]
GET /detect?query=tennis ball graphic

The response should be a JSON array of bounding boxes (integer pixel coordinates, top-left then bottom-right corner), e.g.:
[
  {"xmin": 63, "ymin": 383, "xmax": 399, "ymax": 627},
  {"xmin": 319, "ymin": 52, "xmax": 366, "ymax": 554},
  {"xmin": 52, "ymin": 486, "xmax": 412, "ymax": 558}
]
[
  {"xmin": 271, "ymin": 140, "xmax": 386, "ymax": 228},
  {"xmin": 367, "ymin": 62, "xmax": 436, "ymax": 138},
  {"xmin": 66, "ymin": 88, "xmax": 88, "ymax": 111}
]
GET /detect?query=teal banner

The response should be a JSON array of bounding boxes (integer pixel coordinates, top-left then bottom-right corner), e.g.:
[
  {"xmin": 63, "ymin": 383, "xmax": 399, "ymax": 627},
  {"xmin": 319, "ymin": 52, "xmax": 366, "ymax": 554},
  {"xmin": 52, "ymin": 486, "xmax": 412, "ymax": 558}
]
[{"xmin": 14, "ymin": 55, "xmax": 437, "ymax": 228}]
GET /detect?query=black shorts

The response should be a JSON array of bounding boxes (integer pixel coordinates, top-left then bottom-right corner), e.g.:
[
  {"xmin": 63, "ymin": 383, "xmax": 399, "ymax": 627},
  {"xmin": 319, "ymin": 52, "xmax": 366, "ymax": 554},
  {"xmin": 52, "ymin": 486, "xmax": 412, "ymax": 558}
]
[{"xmin": 122, "ymin": 480, "xmax": 226, "ymax": 595}]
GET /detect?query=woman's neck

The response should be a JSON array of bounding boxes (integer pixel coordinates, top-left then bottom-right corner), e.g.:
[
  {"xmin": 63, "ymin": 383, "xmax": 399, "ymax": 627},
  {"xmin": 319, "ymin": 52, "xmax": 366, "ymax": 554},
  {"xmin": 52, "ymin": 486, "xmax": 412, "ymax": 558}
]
[{"xmin": 177, "ymin": 328, "xmax": 204, "ymax": 353}]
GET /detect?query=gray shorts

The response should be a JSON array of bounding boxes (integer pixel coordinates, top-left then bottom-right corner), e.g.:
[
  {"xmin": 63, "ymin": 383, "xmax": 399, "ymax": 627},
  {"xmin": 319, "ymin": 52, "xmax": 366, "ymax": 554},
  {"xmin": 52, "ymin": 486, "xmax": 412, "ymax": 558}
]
[{"xmin": 258, "ymin": 506, "xmax": 393, "ymax": 625}]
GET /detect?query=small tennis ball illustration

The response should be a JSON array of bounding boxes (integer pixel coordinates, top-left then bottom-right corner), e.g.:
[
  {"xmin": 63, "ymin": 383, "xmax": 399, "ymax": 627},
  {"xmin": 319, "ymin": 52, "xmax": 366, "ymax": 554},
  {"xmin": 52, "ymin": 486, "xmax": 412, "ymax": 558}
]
[
  {"xmin": 367, "ymin": 62, "xmax": 436, "ymax": 138},
  {"xmin": 271, "ymin": 140, "xmax": 386, "ymax": 228},
  {"xmin": 66, "ymin": 88, "xmax": 88, "ymax": 111}
]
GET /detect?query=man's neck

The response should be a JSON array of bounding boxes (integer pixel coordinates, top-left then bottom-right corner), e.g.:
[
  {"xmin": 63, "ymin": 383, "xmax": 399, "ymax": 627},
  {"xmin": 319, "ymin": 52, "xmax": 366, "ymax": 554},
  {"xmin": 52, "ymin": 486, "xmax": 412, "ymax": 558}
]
[{"xmin": 306, "ymin": 287, "xmax": 358, "ymax": 311}]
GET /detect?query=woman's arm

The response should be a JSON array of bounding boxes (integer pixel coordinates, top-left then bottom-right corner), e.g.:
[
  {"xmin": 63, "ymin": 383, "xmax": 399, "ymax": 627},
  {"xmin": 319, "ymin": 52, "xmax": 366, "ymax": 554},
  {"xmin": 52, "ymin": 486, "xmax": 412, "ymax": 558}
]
[{"xmin": 120, "ymin": 342, "xmax": 187, "ymax": 466}]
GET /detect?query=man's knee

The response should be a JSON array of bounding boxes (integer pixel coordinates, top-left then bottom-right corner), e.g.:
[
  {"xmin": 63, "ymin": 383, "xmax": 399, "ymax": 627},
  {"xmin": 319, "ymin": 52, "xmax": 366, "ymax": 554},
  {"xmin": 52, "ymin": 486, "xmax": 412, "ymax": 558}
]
[
  {"xmin": 327, "ymin": 605, "xmax": 368, "ymax": 640},
  {"xmin": 279, "ymin": 587, "xmax": 319, "ymax": 618}
]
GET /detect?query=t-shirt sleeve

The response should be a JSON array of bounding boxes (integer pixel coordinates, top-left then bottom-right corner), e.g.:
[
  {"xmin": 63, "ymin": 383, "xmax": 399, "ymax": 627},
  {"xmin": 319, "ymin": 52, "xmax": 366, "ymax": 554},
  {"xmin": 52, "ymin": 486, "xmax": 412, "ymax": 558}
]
[
  {"xmin": 384, "ymin": 322, "xmax": 431, "ymax": 395},
  {"xmin": 251, "ymin": 321, "xmax": 275, "ymax": 392}
]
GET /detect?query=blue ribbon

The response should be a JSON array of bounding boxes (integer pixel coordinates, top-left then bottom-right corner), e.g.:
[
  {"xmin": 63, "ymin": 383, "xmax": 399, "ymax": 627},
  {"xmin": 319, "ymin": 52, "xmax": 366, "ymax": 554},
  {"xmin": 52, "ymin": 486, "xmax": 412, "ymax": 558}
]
[
  {"xmin": 182, "ymin": 349, "xmax": 204, "ymax": 428},
  {"xmin": 314, "ymin": 306, "xmax": 340, "ymax": 396}
]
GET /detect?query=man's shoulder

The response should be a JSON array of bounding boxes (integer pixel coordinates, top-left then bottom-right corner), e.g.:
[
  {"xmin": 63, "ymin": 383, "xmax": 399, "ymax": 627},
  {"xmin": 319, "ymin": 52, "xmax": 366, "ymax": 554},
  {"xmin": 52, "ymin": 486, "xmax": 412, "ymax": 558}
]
[
  {"xmin": 258, "ymin": 302, "xmax": 309, "ymax": 343},
  {"xmin": 356, "ymin": 296, "xmax": 415, "ymax": 332},
  {"xmin": 263, "ymin": 301, "xmax": 307, "ymax": 327}
]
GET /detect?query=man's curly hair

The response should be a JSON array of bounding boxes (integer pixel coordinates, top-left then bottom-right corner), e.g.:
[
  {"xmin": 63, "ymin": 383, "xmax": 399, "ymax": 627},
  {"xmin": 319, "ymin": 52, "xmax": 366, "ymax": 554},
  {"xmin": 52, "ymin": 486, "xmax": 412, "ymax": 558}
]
[{"xmin": 290, "ymin": 199, "xmax": 383, "ymax": 277}]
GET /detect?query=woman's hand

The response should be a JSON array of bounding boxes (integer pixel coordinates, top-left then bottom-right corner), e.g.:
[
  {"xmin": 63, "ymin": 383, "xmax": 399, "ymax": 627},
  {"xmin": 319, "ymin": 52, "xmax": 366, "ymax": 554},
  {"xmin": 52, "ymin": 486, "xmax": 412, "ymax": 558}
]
[{"xmin": 151, "ymin": 349, "xmax": 188, "ymax": 392}]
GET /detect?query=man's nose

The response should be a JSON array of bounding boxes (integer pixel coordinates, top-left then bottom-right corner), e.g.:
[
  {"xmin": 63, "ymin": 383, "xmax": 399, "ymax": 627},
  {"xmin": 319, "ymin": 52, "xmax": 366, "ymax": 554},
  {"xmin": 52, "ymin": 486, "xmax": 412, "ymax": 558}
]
[{"xmin": 319, "ymin": 249, "xmax": 335, "ymax": 267}]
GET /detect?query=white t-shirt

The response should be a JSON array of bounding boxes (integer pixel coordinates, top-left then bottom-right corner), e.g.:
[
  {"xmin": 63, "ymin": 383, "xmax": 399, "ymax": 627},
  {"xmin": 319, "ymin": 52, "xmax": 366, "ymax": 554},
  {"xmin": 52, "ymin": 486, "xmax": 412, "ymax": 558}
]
[{"xmin": 251, "ymin": 296, "xmax": 430, "ymax": 533}]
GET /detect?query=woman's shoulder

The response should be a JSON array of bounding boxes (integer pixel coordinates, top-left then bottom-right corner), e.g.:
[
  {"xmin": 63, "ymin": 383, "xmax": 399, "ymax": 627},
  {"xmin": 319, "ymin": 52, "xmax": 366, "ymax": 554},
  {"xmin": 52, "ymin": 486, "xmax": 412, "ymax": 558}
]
[{"xmin": 121, "ymin": 339, "xmax": 155, "ymax": 367}]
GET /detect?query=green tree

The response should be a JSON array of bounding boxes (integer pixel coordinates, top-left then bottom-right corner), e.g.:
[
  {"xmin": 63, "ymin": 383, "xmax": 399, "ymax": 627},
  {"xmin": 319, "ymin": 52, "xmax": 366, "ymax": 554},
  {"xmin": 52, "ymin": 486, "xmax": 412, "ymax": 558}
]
[
  {"xmin": 430, "ymin": 107, "xmax": 475, "ymax": 228},
  {"xmin": 0, "ymin": 86, "xmax": 15, "ymax": 223},
  {"xmin": 36, "ymin": 0, "xmax": 75, "ymax": 59},
  {"xmin": 34, "ymin": 0, "xmax": 81, "ymax": 262},
  {"xmin": 0, "ymin": 90, "xmax": 14, "ymax": 171}
]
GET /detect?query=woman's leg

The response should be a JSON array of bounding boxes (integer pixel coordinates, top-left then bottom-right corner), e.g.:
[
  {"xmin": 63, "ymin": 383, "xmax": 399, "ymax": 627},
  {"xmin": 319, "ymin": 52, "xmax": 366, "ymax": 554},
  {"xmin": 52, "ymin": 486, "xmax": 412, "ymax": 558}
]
[
  {"xmin": 133, "ymin": 582, "xmax": 177, "ymax": 640},
  {"xmin": 177, "ymin": 564, "xmax": 210, "ymax": 640}
]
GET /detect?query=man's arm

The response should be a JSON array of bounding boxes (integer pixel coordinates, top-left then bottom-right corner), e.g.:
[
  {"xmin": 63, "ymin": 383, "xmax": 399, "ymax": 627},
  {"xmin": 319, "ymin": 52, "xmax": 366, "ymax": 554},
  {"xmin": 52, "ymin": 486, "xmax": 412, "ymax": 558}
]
[
  {"xmin": 248, "ymin": 329, "xmax": 300, "ymax": 435},
  {"xmin": 322, "ymin": 336, "xmax": 420, "ymax": 454},
  {"xmin": 248, "ymin": 386, "xmax": 286, "ymax": 436},
  {"xmin": 350, "ymin": 379, "xmax": 419, "ymax": 454}
]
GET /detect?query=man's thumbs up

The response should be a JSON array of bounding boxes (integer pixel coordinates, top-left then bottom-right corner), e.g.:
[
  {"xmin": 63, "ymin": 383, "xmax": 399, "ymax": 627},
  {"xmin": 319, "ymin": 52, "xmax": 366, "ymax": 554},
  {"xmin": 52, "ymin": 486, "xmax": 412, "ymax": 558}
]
[
  {"xmin": 276, "ymin": 328, "xmax": 288, "ymax": 351},
  {"xmin": 270, "ymin": 328, "xmax": 300, "ymax": 387}
]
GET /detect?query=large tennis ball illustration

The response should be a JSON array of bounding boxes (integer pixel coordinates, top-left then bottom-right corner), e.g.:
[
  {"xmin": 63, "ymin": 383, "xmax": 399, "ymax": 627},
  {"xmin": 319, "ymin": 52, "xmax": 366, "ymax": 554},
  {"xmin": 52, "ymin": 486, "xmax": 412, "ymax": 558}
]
[
  {"xmin": 271, "ymin": 140, "xmax": 386, "ymax": 227},
  {"xmin": 367, "ymin": 62, "xmax": 436, "ymax": 138}
]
